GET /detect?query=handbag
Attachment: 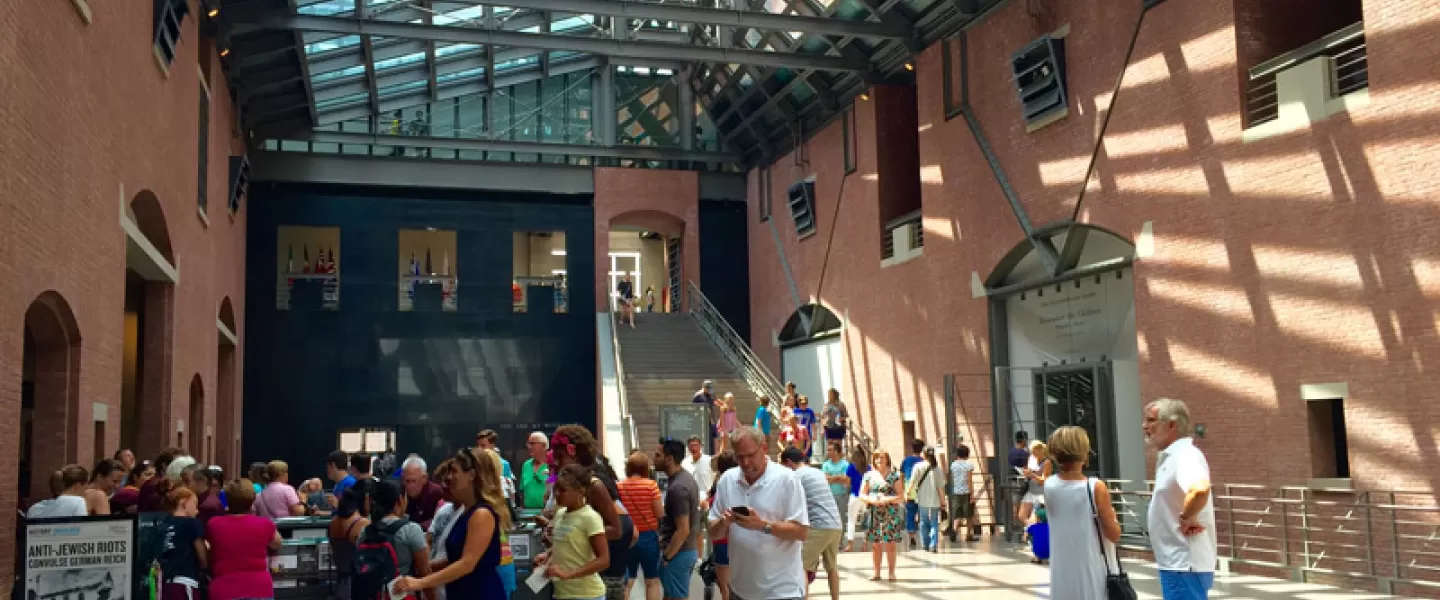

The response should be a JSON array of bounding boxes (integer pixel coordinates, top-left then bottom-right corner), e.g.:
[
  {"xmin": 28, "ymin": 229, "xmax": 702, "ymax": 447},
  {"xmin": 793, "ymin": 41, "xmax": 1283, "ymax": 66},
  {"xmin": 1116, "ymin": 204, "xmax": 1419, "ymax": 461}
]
[{"xmin": 1086, "ymin": 478, "xmax": 1137, "ymax": 600}]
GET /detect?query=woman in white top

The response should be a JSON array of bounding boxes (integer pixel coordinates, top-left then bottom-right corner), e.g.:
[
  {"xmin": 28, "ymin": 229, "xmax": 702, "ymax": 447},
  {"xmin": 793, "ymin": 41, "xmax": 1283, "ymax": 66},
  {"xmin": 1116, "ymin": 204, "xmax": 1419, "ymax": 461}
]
[
  {"xmin": 1043, "ymin": 427, "xmax": 1121, "ymax": 600},
  {"xmin": 907, "ymin": 447, "xmax": 948, "ymax": 553},
  {"xmin": 27, "ymin": 465, "xmax": 92, "ymax": 519}
]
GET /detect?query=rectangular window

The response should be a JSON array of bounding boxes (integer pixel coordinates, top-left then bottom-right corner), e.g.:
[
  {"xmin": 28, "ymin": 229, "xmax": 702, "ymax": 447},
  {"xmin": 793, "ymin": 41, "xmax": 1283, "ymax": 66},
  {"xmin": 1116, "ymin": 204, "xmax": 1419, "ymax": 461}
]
[
  {"xmin": 399, "ymin": 228, "xmax": 459, "ymax": 312},
  {"xmin": 941, "ymin": 34, "xmax": 965, "ymax": 121},
  {"xmin": 842, "ymin": 108, "xmax": 857, "ymax": 175},
  {"xmin": 1307, "ymin": 397, "xmax": 1351, "ymax": 479},
  {"xmin": 1234, "ymin": 0, "xmax": 1364, "ymax": 128},
  {"xmin": 513, "ymin": 231, "xmax": 569, "ymax": 313},
  {"xmin": 759, "ymin": 167, "xmax": 772, "ymax": 222},
  {"xmin": 197, "ymin": 74, "xmax": 211, "ymax": 217},
  {"xmin": 153, "ymin": 0, "xmax": 188, "ymax": 68},
  {"xmin": 276, "ymin": 226, "xmax": 341, "ymax": 311}
]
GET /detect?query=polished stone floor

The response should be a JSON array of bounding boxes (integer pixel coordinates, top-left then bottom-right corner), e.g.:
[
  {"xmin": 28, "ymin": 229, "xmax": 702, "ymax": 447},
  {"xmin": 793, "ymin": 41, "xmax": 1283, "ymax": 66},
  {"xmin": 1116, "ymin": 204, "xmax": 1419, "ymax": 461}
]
[{"xmin": 626, "ymin": 538, "xmax": 1423, "ymax": 600}]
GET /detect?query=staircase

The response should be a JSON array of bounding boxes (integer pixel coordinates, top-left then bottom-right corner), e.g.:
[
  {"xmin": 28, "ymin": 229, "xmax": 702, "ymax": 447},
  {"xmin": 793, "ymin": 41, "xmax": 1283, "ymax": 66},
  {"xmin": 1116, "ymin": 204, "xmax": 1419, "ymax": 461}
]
[{"xmin": 615, "ymin": 313, "xmax": 755, "ymax": 449}]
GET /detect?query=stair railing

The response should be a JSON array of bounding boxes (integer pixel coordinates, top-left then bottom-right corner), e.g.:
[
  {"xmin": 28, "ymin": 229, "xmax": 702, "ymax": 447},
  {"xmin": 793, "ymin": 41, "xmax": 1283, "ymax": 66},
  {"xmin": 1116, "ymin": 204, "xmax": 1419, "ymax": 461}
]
[
  {"xmin": 685, "ymin": 282, "xmax": 785, "ymax": 431},
  {"xmin": 610, "ymin": 309, "xmax": 638, "ymax": 455}
]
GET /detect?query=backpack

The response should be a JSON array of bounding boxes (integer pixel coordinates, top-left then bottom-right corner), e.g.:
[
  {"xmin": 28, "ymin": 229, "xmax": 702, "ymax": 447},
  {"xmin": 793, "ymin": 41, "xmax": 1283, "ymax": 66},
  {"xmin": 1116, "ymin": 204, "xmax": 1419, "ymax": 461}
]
[{"xmin": 352, "ymin": 519, "xmax": 410, "ymax": 600}]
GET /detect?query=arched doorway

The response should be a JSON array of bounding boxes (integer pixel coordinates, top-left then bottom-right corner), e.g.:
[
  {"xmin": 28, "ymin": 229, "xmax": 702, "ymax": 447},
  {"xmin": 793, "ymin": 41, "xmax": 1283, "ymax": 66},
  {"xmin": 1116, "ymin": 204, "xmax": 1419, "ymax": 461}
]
[
  {"xmin": 187, "ymin": 375, "xmax": 204, "ymax": 460},
  {"xmin": 777, "ymin": 303, "xmax": 845, "ymax": 410},
  {"xmin": 122, "ymin": 190, "xmax": 177, "ymax": 460},
  {"xmin": 985, "ymin": 223, "xmax": 1140, "ymax": 483},
  {"xmin": 216, "ymin": 298, "xmax": 238, "ymax": 473},
  {"xmin": 20, "ymin": 292, "xmax": 82, "ymax": 506},
  {"xmin": 605, "ymin": 210, "xmax": 687, "ymax": 313}
]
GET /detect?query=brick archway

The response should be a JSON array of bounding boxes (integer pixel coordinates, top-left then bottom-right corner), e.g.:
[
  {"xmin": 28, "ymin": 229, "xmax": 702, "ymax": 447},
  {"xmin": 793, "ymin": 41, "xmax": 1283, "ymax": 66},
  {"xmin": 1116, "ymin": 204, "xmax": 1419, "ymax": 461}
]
[
  {"xmin": 216, "ymin": 297, "xmax": 238, "ymax": 474},
  {"xmin": 21, "ymin": 291, "xmax": 83, "ymax": 504},
  {"xmin": 124, "ymin": 189, "xmax": 178, "ymax": 459},
  {"xmin": 188, "ymin": 374, "xmax": 204, "ymax": 461},
  {"xmin": 603, "ymin": 209, "xmax": 694, "ymax": 312}
]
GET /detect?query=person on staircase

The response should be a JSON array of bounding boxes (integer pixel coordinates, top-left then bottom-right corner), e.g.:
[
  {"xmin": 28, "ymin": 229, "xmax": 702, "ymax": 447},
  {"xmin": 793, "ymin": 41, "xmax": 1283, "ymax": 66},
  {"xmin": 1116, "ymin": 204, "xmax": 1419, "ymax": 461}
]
[
  {"xmin": 691, "ymin": 381, "xmax": 718, "ymax": 452},
  {"xmin": 716, "ymin": 393, "xmax": 739, "ymax": 453},
  {"xmin": 616, "ymin": 275, "xmax": 636, "ymax": 329}
]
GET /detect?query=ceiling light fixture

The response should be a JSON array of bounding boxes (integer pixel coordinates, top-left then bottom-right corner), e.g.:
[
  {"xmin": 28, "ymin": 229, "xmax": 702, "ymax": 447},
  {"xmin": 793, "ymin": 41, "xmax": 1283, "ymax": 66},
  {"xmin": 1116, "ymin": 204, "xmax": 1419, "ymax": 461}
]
[{"xmin": 904, "ymin": 62, "xmax": 914, "ymax": 71}]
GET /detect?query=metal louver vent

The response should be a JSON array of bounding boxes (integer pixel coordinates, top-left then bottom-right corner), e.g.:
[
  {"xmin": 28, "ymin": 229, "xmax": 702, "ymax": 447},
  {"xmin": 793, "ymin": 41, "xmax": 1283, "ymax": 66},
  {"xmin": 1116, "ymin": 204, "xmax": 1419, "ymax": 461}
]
[
  {"xmin": 228, "ymin": 155, "xmax": 251, "ymax": 214},
  {"xmin": 787, "ymin": 179, "xmax": 817, "ymax": 238},
  {"xmin": 1011, "ymin": 35, "xmax": 1069, "ymax": 132}
]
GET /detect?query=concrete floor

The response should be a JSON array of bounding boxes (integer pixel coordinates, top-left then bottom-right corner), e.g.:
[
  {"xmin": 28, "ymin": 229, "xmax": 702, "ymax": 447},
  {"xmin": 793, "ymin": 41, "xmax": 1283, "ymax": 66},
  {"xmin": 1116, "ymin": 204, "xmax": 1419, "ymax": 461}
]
[{"xmin": 623, "ymin": 538, "xmax": 1423, "ymax": 600}]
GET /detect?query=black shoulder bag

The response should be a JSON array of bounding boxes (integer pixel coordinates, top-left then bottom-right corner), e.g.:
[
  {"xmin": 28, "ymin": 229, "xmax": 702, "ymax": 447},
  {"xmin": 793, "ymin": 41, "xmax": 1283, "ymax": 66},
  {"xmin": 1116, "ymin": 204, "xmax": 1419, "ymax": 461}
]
[{"xmin": 1085, "ymin": 478, "xmax": 1137, "ymax": 600}]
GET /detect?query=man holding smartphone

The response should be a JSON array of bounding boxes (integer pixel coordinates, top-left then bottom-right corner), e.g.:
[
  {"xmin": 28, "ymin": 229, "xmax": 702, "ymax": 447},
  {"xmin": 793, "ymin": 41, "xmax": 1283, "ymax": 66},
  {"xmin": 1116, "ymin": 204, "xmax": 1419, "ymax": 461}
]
[{"xmin": 708, "ymin": 427, "xmax": 810, "ymax": 600}]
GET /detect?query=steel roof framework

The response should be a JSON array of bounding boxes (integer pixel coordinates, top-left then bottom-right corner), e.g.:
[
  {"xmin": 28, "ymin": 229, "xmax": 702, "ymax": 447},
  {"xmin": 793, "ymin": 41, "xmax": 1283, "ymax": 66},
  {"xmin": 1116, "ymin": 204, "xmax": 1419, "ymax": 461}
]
[{"xmin": 221, "ymin": 0, "xmax": 1001, "ymax": 167}]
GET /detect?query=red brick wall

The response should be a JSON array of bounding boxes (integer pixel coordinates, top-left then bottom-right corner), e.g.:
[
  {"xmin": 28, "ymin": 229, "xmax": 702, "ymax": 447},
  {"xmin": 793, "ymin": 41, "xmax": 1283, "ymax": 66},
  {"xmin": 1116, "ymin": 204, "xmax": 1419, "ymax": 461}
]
[
  {"xmin": 0, "ymin": 2, "xmax": 248, "ymax": 592},
  {"xmin": 874, "ymin": 84, "xmax": 923, "ymax": 225},
  {"xmin": 748, "ymin": 0, "xmax": 1440, "ymax": 503},
  {"xmin": 592, "ymin": 168, "xmax": 701, "ymax": 310}
]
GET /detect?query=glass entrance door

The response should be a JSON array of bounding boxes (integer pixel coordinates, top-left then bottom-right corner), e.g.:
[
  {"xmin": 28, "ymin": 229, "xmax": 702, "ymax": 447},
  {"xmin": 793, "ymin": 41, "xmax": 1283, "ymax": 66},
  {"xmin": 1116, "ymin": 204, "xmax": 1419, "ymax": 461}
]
[
  {"xmin": 608, "ymin": 252, "xmax": 641, "ymax": 310},
  {"xmin": 1032, "ymin": 364, "xmax": 1117, "ymax": 478}
]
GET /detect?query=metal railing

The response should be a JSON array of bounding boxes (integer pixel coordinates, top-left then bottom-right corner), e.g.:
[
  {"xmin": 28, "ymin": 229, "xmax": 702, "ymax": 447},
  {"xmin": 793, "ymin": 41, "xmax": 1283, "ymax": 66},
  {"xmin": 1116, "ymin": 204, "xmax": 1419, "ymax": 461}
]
[
  {"xmin": 1103, "ymin": 480, "xmax": 1440, "ymax": 595},
  {"xmin": 1245, "ymin": 21, "xmax": 1367, "ymax": 127},
  {"xmin": 609, "ymin": 310, "xmax": 638, "ymax": 455},
  {"xmin": 880, "ymin": 210, "xmax": 922, "ymax": 260},
  {"xmin": 683, "ymin": 281, "xmax": 877, "ymax": 453}
]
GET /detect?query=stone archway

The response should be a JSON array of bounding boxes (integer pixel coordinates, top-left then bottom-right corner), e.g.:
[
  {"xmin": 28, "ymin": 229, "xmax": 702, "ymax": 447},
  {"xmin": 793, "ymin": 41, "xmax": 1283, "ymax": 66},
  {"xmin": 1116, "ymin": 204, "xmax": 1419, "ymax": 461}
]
[
  {"xmin": 216, "ymin": 297, "xmax": 238, "ymax": 473},
  {"xmin": 602, "ymin": 209, "xmax": 691, "ymax": 312},
  {"xmin": 21, "ymin": 291, "xmax": 83, "ymax": 503},
  {"xmin": 123, "ymin": 190, "xmax": 177, "ymax": 459}
]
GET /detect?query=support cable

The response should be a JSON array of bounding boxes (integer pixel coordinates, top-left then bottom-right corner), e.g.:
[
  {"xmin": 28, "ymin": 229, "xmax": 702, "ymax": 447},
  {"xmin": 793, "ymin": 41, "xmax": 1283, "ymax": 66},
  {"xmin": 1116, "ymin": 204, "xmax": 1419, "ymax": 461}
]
[{"xmin": 1062, "ymin": 6, "xmax": 1147, "ymax": 228}]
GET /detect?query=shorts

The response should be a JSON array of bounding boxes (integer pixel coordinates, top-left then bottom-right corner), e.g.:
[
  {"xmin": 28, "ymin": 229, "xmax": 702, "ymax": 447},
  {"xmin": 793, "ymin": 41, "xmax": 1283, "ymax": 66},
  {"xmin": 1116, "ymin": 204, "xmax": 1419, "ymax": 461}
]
[
  {"xmin": 661, "ymin": 549, "xmax": 698, "ymax": 598},
  {"xmin": 950, "ymin": 493, "xmax": 973, "ymax": 518},
  {"xmin": 801, "ymin": 528, "xmax": 843, "ymax": 573},
  {"xmin": 824, "ymin": 426, "xmax": 845, "ymax": 440},
  {"xmin": 626, "ymin": 530, "xmax": 662, "ymax": 580},
  {"xmin": 1158, "ymin": 570, "xmax": 1214, "ymax": 600},
  {"xmin": 1022, "ymin": 491, "xmax": 1045, "ymax": 507},
  {"xmin": 712, "ymin": 541, "xmax": 729, "ymax": 566},
  {"xmin": 905, "ymin": 501, "xmax": 919, "ymax": 532}
]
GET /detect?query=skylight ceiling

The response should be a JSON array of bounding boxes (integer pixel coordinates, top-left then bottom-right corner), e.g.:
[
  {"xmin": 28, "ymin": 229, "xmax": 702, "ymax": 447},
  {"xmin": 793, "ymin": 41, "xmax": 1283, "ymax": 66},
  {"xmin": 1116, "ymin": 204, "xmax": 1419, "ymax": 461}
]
[{"xmin": 224, "ymin": 0, "xmax": 1004, "ymax": 166}]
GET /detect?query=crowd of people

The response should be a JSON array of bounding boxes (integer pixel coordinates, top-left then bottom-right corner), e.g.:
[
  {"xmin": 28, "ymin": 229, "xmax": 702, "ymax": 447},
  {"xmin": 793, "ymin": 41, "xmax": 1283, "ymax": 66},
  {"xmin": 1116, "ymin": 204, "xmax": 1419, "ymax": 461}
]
[{"xmin": 19, "ymin": 394, "xmax": 1215, "ymax": 600}]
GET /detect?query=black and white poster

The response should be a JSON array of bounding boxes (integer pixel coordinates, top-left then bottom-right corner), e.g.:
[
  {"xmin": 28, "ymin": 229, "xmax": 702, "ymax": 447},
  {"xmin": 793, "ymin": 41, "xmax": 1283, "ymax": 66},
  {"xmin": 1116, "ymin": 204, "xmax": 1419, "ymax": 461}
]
[{"xmin": 24, "ymin": 517, "xmax": 134, "ymax": 600}]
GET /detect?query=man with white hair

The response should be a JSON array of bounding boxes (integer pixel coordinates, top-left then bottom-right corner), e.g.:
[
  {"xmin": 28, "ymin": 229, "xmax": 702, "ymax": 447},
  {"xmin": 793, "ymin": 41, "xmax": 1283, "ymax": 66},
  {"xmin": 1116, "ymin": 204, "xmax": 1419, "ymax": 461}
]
[
  {"xmin": 520, "ymin": 431, "xmax": 551, "ymax": 509},
  {"xmin": 401, "ymin": 454, "xmax": 444, "ymax": 529},
  {"xmin": 1144, "ymin": 399, "xmax": 1216, "ymax": 600},
  {"xmin": 708, "ymin": 427, "xmax": 809, "ymax": 600}
]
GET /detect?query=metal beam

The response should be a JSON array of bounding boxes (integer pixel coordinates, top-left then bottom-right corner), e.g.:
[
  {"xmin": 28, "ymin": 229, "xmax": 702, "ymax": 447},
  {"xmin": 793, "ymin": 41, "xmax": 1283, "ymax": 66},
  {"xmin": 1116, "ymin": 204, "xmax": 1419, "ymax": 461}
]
[
  {"xmin": 438, "ymin": 0, "xmax": 915, "ymax": 40},
  {"xmin": 278, "ymin": 130, "xmax": 741, "ymax": 162},
  {"xmin": 356, "ymin": 1, "xmax": 381, "ymax": 118},
  {"xmin": 235, "ymin": 14, "xmax": 874, "ymax": 71}
]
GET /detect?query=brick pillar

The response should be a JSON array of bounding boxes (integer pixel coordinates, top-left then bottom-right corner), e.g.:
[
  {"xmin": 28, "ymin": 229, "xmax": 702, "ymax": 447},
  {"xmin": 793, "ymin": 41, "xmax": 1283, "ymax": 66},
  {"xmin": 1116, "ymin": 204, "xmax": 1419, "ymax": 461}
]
[
  {"xmin": 138, "ymin": 283, "xmax": 174, "ymax": 459},
  {"xmin": 216, "ymin": 345, "xmax": 237, "ymax": 474}
]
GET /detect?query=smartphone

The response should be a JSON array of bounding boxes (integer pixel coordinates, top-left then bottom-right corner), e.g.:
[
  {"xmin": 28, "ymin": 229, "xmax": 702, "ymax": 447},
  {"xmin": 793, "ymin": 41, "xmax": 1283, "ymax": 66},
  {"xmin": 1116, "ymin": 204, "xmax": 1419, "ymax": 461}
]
[{"xmin": 731, "ymin": 505, "xmax": 751, "ymax": 517}]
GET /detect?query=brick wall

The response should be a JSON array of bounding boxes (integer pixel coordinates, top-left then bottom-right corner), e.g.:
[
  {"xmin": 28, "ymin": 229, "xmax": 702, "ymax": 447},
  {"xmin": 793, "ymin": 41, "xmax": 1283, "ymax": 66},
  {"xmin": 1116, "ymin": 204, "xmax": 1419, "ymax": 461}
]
[
  {"xmin": 748, "ymin": 0, "xmax": 1440, "ymax": 507},
  {"xmin": 0, "ymin": 2, "xmax": 248, "ymax": 593},
  {"xmin": 593, "ymin": 168, "xmax": 701, "ymax": 310}
]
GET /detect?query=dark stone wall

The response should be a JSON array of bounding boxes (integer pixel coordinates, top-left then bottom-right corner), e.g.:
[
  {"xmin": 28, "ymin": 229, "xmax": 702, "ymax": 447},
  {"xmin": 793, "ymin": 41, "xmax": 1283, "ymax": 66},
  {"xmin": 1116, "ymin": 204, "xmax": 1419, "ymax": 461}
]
[{"xmin": 242, "ymin": 183, "xmax": 597, "ymax": 477}]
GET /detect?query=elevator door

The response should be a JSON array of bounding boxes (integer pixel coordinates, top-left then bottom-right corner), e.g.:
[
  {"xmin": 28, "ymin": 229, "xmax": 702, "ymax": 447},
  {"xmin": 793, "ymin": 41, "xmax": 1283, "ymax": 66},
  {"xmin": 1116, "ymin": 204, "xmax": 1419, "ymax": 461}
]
[{"xmin": 1032, "ymin": 364, "xmax": 1117, "ymax": 478}]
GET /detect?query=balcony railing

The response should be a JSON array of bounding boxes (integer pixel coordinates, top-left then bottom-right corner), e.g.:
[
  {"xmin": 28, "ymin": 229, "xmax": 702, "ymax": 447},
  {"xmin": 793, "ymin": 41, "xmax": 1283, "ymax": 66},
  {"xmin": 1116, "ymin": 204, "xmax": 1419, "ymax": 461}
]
[
  {"xmin": 1246, "ymin": 22, "xmax": 1368, "ymax": 127},
  {"xmin": 1103, "ymin": 481, "xmax": 1440, "ymax": 595},
  {"xmin": 881, "ymin": 210, "xmax": 923, "ymax": 262}
]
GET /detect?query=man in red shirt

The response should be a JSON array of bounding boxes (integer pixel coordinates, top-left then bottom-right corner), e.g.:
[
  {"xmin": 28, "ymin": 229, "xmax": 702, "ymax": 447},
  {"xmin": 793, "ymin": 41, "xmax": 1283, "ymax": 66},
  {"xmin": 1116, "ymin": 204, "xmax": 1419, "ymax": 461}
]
[{"xmin": 402, "ymin": 455, "xmax": 444, "ymax": 529}]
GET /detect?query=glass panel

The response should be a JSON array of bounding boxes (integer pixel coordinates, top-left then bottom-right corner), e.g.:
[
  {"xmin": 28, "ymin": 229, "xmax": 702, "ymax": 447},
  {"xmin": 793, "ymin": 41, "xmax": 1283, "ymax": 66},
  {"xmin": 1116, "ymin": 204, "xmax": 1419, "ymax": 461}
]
[
  {"xmin": 298, "ymin": 0, "xmax": 352, "ymax": 16},
  {"xmin": 540, "ymin": 75, "xmax": 567, "ymax": 163},
  {"xmin": 512, "ymin": 232, "xmax": 568, "ymax": 313},
  {"xmin": 457, "ymin": 94, "xmax": 486, "ymax": 159},
  {"xmin": 511, "ymin": 81, "xmax": 539, "ymax": 162},
  {"xmin": 277, "ymin": 226, "xmax": 341, "ymax": 311},
  {"xmin": 490, "ymin": 93, "xmax": 512, "ymax": 162},
  {"xmin": 431, "ymin": 98, "xmax": 456, "ymax": 139},
  {"xmin": 399, "ymin": 229, "xmax": 459, "ymax": 312},
  {"xmin": 566, "ymin": 72, "xmax": 593, "ymax": 144}
]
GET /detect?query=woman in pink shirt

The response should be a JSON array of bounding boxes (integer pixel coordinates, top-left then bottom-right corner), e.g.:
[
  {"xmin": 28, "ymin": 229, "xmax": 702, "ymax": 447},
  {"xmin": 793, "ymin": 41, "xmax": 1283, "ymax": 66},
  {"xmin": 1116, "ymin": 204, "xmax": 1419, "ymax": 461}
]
[
  {"xmin": 255, "ymin": 461, "xmax": 306, "ymax": 519},
  {"xmin": 207, "ymin": 479, "xmax": 282, "ymax": 600}
]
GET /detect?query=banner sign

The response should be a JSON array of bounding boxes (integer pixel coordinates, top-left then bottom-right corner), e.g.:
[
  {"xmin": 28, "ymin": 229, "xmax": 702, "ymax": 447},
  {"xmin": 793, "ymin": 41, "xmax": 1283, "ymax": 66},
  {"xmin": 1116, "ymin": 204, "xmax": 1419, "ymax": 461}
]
[{"xmin": 23, "ymin": 516, "xmax": 135, "ymax": 600}]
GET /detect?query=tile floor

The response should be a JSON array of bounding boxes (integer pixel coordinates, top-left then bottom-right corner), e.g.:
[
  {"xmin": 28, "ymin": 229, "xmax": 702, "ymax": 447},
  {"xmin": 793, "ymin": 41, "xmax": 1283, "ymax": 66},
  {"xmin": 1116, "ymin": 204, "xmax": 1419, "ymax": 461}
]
[{"xmin": 622, "ymin": 538, "xmax": 1424, "ymax": 600}]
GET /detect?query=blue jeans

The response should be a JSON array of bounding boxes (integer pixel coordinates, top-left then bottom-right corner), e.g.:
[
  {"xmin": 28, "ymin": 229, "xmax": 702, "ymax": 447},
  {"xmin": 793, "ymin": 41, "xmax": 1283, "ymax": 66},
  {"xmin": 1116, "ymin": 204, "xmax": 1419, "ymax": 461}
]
[
  {"xmin": 918, "ymin": 506, "xmax": 941, "ymax": 549},
  {"xmin": 1158, "ymin": 570, "xmax": 1213, "ymax": 600},
  {"xmin": 626, "ymin": 530, "xmax": 662, "ymax": 580},
  {"xmin": 904, "ymin": 501, "xmax": 919, "ymax": 533}
]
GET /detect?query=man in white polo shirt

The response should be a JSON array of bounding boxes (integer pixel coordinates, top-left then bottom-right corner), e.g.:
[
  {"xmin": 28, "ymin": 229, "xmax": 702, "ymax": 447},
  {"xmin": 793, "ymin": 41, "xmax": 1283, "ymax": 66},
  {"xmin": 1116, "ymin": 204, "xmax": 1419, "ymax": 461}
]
[
  {"xmin": 1144, "ymin": 398, "xmax": 1217, "ymax": 600},
  {"xmin": 708, "ymin": 427, "xmax": 810, "ymax": 600}
]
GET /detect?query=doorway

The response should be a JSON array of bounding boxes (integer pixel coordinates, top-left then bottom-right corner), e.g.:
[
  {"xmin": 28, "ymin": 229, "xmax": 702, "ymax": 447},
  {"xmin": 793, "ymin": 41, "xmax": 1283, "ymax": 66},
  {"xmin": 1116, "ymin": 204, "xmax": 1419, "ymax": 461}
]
[
  {"xmin": 1032, "ymin": 364, "xmax": 1118, "ymax": 477},
  {"xmin": 608, "ymin": 251, "xmax": 641, "ymax": 311},
  {"xmin": 20, "ymin": 292, "xmax": 83, "ymax": 506}
]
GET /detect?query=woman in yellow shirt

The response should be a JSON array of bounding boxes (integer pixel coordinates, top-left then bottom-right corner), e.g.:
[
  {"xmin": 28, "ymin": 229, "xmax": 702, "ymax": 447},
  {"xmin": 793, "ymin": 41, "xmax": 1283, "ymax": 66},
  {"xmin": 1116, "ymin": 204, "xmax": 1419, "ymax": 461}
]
[{"xmin": 535, "ymin": 465, "xmax": 611, "ymax": 600}]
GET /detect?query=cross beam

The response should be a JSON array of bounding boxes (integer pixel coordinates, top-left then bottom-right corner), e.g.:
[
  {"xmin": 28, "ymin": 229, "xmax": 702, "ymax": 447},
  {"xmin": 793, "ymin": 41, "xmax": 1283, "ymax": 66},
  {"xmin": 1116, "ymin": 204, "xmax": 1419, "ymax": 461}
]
[
  {"xmin": 435, "ymin": 0, "xmax": 916, "ymax": 40},
  {"xmin": 234, "ymin": 14, "xmax": 874, "ymax": 71}
]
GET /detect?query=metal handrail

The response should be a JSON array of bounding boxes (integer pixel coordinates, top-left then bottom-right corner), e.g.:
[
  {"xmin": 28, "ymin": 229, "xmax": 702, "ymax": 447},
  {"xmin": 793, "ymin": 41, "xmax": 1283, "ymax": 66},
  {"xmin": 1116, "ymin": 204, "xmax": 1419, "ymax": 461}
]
[
  {"xmin": 609, "ymin": 308, "xmax": 638, "ymax": 454},
  {"xmin": 1249, "ymin": 21, "xmax": 1365, "ymax": 79},
  {"xmin": 1101, "ymin": 479, "xmax": 1440, "ymax": 594},
  {"xmin": 683, "ymin": 281, "xmax": 878, "ymax": 454}
]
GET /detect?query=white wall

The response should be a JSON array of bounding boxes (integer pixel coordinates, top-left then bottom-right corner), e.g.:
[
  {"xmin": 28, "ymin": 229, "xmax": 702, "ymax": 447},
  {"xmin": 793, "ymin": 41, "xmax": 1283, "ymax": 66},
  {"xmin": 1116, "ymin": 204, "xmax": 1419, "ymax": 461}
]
[
  {"xmin": 1004, "ymin": 268, "xmax": 1143, "ymax": 485},
  {"xmin": 781, "ymin": 337, "xmax": 845, "ymax": 405}
]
